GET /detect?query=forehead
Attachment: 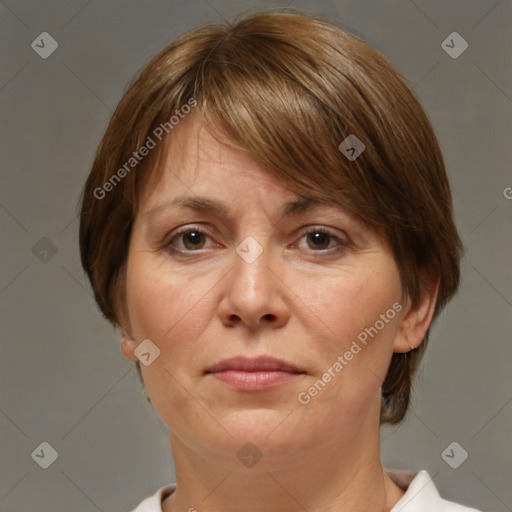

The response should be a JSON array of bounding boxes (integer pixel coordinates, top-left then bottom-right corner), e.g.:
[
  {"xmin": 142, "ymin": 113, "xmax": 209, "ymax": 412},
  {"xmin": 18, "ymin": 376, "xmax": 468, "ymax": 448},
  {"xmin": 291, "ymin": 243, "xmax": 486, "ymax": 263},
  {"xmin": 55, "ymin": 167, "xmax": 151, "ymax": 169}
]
[
  {"xmin": 137, "ymin": 114, "xmax": 309, "ymax": 213},
  {"xmin": 134, "ymin": 115, "xmax": 377, "ymax": 247}
]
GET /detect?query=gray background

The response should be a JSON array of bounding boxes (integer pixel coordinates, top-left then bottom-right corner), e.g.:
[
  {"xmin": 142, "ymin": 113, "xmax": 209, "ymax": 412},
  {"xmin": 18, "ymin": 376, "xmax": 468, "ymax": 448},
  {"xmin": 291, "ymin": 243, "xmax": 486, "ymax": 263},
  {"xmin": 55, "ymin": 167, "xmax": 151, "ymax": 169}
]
[{"xmin": 1, "ymin": 0, "xmax": 511, "ymax": 511}]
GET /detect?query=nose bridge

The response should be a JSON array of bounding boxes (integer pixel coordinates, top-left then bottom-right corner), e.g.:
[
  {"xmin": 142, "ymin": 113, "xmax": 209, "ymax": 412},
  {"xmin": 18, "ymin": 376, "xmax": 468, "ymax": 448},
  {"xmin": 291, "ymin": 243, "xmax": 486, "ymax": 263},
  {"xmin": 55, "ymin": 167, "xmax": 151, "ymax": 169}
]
[
  {"xmin": 219, "ymin": 234, "xmax": 289, "ymax": 329},
  {"xmin": 232, "ymin": 235, "xmax": 274, "ymax": 300}
]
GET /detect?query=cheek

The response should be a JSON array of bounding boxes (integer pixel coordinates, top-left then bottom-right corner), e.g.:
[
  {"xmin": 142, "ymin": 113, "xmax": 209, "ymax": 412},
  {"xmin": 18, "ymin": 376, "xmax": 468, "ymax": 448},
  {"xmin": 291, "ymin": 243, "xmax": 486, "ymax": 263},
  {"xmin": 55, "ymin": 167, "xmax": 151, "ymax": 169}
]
[
  {"xmin": 300, "ymin": 264, "xmax": 402, "ymax": 356},
  {"xmin": 125, "ymin": 252, "xmax": 214, "ymax": 343},
  {"xmin": 341, "ymin": 271, "xmax": 402, "ymax": 372},
  {"xmin": 124, "ymin": 261, "xmax": 224, "ymax": 425},
  {"xmin": 298, "ymin": 263, "xmax": 403, "ymax": 414},
  {"xmin": 124, "ymin": 253, "xmax": 219, "ymax": 429}
]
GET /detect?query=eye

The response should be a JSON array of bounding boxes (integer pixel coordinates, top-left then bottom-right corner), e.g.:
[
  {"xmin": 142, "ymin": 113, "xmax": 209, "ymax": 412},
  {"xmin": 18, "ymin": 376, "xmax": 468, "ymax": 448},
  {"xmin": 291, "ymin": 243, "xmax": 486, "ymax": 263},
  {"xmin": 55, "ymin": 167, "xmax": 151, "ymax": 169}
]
[
  {"xmin": 165, "ymin": 226, "xmax": 216, "ymax": 253},
  {"xmin": 163, "ymin": 225, "xmax": 348, "ymax": 257},
  {"xmin": 296, "ymin": 227, "xmax": 347, "ymax": 253}
]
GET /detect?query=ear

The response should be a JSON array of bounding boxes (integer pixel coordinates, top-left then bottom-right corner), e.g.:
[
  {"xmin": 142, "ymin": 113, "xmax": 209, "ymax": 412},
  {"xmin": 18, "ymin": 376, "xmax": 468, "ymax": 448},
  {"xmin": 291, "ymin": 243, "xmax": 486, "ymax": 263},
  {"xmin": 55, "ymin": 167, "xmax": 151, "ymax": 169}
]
[
  {"xmin": 118, "ymin": 327, "xmax": 138, "ymax": 362},
  {"xmin": 393, "ymin": 277, "xmax": 440, "ymax": 353}
]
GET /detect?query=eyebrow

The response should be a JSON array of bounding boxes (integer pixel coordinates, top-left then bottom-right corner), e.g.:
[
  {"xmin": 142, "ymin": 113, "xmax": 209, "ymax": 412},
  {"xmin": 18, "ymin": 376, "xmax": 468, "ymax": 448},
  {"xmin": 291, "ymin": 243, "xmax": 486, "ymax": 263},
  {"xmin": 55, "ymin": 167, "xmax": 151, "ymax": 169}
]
[{"xmin": 142, "ymin": 194, "xmax": 329, "ymax": 220}]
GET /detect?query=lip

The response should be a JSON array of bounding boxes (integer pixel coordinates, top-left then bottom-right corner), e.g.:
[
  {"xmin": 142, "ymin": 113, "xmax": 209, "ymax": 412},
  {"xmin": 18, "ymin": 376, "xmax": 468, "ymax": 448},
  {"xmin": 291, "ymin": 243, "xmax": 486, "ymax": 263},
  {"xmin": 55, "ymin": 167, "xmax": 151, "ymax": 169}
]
[{"xmin": 205, "ymin": 356, "xmax": 305, "ymax": 391}]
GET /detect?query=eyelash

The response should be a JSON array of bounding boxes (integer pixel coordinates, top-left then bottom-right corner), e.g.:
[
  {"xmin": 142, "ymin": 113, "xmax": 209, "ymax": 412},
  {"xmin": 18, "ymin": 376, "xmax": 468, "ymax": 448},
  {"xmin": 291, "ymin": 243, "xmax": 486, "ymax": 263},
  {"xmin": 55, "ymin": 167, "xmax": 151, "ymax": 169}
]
[{"xmin": 163, "ymin": 225, "xmax": 349, "ymax": 257}]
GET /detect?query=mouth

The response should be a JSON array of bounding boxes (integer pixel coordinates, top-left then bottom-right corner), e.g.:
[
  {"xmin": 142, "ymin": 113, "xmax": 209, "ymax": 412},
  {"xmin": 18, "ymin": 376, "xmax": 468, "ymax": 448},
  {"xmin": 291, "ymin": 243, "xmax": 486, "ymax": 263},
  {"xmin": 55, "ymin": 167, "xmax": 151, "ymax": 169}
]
[{"xmin": 204, "ymin": 356, "xmax": 306, "ymax": 391}]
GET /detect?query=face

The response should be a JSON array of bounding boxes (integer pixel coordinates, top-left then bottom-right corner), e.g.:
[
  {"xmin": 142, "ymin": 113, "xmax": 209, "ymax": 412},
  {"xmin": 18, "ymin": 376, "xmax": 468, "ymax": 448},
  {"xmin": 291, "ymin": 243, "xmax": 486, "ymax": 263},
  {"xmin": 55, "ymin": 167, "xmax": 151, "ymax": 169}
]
[{"xmin": 121, "ymin": 115, "xmax": 421, "ymax": 471}]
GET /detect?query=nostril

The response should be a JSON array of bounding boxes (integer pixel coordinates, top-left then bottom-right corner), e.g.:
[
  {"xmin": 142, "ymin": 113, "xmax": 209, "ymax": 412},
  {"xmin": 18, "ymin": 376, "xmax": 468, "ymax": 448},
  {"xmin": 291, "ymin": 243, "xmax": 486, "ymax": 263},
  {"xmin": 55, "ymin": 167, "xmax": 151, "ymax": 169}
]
[{"xmin": 229, "ymin": 314, "xmax": 241, "ymax": 325}]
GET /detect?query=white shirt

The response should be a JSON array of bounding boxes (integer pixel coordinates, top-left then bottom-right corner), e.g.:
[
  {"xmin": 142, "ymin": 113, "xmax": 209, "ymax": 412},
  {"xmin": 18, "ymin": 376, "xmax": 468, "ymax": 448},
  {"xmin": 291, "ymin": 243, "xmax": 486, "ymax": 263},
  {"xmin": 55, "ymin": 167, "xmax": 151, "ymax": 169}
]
[{"xmin": 130, "ymin": 468, "xmax": 481, "ymax": 511}]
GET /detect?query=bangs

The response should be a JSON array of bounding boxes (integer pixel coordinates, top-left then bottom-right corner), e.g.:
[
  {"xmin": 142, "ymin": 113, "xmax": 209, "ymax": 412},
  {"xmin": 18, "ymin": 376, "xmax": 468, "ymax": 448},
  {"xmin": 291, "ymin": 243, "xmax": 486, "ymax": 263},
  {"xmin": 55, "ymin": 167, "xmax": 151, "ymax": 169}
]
[
  {"xmin": 196, "ymin": 44, "xmax": 343, "ymax": 201},
  {"xmin": 137, "ymin": 14, "xmax": 397, "ymax": 230}
]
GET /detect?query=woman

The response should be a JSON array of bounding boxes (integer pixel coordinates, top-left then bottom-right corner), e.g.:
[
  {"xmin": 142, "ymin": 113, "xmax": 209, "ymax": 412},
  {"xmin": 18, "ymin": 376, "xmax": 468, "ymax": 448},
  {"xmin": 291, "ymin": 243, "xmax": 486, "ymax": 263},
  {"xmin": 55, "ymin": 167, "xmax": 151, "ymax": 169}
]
[{"xmin": 79, "ymin": 8, "xmax": 480, "ymax": 512}]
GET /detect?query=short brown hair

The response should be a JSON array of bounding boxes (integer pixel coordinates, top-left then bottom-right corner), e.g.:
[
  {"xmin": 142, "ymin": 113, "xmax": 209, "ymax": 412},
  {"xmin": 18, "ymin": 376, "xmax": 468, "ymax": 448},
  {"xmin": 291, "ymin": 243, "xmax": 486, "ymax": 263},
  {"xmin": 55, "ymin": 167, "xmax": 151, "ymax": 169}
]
[{"xmin": 79, "ymin": 8, "xmax": 462, "ymax": 425}]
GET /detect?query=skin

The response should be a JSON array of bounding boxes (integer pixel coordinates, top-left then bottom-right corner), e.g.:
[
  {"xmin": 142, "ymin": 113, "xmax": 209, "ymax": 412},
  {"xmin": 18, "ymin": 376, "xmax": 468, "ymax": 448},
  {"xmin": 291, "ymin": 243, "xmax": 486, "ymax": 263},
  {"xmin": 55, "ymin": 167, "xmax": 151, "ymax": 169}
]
[{"xmin": 120, "ymin": 114, "xmax": 438, "ymax": 512}]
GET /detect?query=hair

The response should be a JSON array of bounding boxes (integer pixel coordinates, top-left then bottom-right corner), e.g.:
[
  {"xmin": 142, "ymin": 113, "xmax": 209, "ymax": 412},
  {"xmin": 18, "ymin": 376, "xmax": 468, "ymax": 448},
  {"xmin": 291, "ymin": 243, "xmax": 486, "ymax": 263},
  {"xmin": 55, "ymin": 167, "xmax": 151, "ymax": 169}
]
[{"xmin": 79, "ymin": 7, "xmax": 463, "ymax": 425}]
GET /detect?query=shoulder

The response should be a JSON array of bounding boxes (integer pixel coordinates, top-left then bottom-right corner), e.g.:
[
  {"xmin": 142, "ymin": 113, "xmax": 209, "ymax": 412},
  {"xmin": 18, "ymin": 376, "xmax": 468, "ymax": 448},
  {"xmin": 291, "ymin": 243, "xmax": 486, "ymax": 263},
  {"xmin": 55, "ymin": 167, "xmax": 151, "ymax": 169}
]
[
  {"xmin": 129, "ymin": 484, "xmax": 176, "ymax": 512},
  {"xmin": 386, "ymin": 468, "xmax": 482, "ymax": 512}
]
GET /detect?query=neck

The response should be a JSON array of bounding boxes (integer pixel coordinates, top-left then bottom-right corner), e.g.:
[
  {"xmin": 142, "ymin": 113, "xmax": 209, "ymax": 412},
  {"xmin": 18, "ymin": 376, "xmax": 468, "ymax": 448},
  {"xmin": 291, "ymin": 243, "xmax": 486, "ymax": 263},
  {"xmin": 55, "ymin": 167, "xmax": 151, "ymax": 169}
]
[{"xmin": 163, "ymin": 403, "xmax": 405, "ymax": 512}]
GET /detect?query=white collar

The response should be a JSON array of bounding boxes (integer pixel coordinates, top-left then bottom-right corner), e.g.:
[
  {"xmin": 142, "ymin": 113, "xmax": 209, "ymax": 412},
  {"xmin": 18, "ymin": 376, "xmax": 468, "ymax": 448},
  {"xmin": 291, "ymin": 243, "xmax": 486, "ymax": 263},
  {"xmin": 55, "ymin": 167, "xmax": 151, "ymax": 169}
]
[{"xmin": 386, "ymin": 468, "xmax": 480, "ymax": 511}]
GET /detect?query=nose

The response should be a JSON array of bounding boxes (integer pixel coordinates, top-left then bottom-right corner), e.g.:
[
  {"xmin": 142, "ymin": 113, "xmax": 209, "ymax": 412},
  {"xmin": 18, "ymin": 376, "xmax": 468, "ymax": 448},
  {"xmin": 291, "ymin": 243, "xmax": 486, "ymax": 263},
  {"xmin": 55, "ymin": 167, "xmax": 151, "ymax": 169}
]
[{"xmin": 217, "ymin": 240, "xmax": 290, "ymax": 330}]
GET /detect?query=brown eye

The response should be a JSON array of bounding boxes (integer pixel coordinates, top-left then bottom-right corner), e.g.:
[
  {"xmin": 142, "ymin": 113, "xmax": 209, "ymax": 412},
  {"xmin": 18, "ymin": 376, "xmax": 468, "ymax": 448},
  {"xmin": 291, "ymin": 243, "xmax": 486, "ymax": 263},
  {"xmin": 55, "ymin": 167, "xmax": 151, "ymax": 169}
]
[
  {"xmin": 306, "ymin": 230, "xmax": 332, "ymax": 250},
  {"xmin": 165, "ymin": 226, "xmax": 214, "ymax": 254},
  {"xmin": 181, "ymin": 230, "xmax": 206, "ymax": 250},
  {"xmin": 295, "ymin": 227, "xmax": 349, "ymax": 255}
]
